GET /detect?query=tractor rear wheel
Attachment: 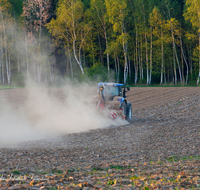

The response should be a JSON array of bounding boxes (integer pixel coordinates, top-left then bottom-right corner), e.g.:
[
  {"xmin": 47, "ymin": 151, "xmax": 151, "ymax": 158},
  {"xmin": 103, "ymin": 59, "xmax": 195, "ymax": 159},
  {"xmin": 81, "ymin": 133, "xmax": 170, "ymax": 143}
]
[
  {"xmin": 121, "ymin": 101, "xmax": 127, "ymax": 117},
  {"xmin": 126, "ymin": 103, "xmax": 132, "ymax": 119}
]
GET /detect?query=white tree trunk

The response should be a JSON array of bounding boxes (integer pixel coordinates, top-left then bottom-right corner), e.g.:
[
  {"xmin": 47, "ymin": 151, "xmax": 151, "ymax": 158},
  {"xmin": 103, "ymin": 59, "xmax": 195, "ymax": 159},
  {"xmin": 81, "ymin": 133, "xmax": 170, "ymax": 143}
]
[
  {"xmin": 33, "ymin": 61, "xmax": 36, "ymax": 80},
  {"xmin": 140, "ymin": 38, "xmax": 143, "ymax": 79},
  {"xmin": 143, "ymin": 6, "xmax": 149, "ymax": 85},
  {"xmin": 92, "ymin": 42, "xmax": 95, "ymax": 65},
  {"xmin": 98, "ymin": 31, "xmax": 103, "ymax": 64},
  {"xmin": 0, "ymin": 11, "xmax": 5, "ymax": 84},
  {"xmin": 73, "ymin": 34, "xmax": 84, "ymax": 74},
  {"xmin": 122, "ymin": 33, "xmax": 128, "ymax": 85},
  {"xmin": 179, "ymin": 35, "xmax": 189, "ymax": 84},
  {"xmin": 174, "ymin": 42, "xmax": 182, "ymax": 83},
  {"xmin": 135, "ymin": 26, "xmax": 138, "ymax": 84},
  {"xmin": 3, "ymin": 21, "xmax": 9, "ymax": 85},
  {"xmin": 160, "ymin": 27, "xmax": 164, "ymax": 85},
  {"xmin": 145, "ymin": 35, "xmax": 149, "ymax": 85},
  {"xmin": 173, "ymin": 46, "xmax": 177, "ymax": 84},
  {"xmin": 8, "ymin": 53, "xmax": 11, "ymax": 85},
  {"xmin": 190, "ymin": 43, "xmax": 192, "ymax": 75},
  {"xmin": 123, "ymin": 46, "xmax": 128, "ymax": 85},
  {"xmin": 134, "ymin": 53, "xmax": 138, "ymax": 85},
  {"xmin": 79, "ymin": 46, "xmax": 82, "ymax": 65},
  {"xmin": 167, "ymin": 6, "xmax": 181, "ymax": 84},
  {"xmin": 117, "ymin": 56, "xmax": 120, "ymax": 83},
  {"xmin": 128, "ymin": 55, "xmax": 131, "ymax": 77},
  {"xmin": 104, "ymin": 29, "xmax": 109, "ymax": 74},
  {"xmin": 197, "ymin": 31, "xmax": 200, "ymax": 85},
  {"xmin": 14, "ymin": 20, "xmax": 20, "ymax": 73},
  {"xmin": 25, "ymin": 32, "xmax": 29, "ymax": 79},
  {"xmin": 114, "ymin": 54, "xmax": 117, "ymax": 81},
  {"xmin": 17, "ymin": 44, "xmax": 20, "ymax": 72},
  {"xmin": 150, "ymin": 26, "xmax": 152, "ymax": 84},
  {"xmin": 37, "ymin": 65, "xmax": 41, "ymax": 84},
  {"xmin": 0, "ymin": 52, "xmax": 1, "ymax": 83},
  {"xmin": 170, "ymin": 27, "xmax": 182, "ymax": 83},
  {"xmin": 0, "ymin": 27, "xmax": 1, "ymax": 83},
  {"xmin": 68, "ymin": 46, "xmax": 73, "ymax": 78},
  {"xmin": 1, "ymin": 23, "xmax": 4, "ymax": 84},
  {"xmin": 138, "ymin": 41, "xmax": 141, "ymax": 80},
  {"xmin": 39, "ymin": 0, "xmax": 42, "ymax": 47},
  {"xmin": 49, "ymin": 65, "xmax": 54, "ymax": 86},
  {"xmin": 181, "ymin": 50, "xmax": 184, "ymax": 84}
]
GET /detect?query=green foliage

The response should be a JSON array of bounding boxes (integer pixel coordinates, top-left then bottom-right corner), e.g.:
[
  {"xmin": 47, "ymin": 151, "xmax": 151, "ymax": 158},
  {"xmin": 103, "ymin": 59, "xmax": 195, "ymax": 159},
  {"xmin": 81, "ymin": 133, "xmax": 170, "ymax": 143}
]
[
  {"xmin": 188, "ymin": 72, "xmax": 198, "ymax": 86},
  {"xmin": 9, "ymin": 0, "xmax": 23, "ymax": 17},
  {"xmin": 184, "ymin": 0, "xmax": 200, "ymax": 30},
  {"xmin": 1, "ymin": 0, "xmax": 200, "ymax": 86},
  {"xmin": 11, "ymin": 73, "xmax": 25, "ymax": 87},
  {"xmin": 82, "ymin": 63, "xmax": 108, "ymax": 82},
  {"xmin": 0, "ymin": 85, "xmax": 15, "ymax": 89}
]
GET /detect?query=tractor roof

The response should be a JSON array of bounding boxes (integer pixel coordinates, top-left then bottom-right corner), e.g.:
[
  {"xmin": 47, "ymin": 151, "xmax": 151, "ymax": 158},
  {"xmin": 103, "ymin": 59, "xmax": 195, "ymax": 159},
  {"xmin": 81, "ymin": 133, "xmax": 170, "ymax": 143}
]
[{"xmin": 98, "ymin": 82, "xmax": 123, "ymax": 87}]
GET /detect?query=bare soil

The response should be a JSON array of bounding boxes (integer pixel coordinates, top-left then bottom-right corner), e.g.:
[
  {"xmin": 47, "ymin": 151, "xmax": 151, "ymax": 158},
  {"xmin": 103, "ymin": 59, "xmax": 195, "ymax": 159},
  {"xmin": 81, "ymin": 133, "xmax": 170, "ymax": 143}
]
[{"xmin": 0, "ymin": 87, "xmax": 200, "ymax": 189}]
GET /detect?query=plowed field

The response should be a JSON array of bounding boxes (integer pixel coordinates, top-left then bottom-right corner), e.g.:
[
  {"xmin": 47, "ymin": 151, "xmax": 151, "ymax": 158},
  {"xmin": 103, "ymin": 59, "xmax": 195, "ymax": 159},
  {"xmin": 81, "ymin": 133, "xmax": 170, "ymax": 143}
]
[
  {"xmin": 1, "ymin": 87, "xmax": 200, "ymax": 111},
  {"xmin": 126, "ymin": 87, "xmax": 200, "ymax": 111},
  {"xmin": 0, "ymin": 87, "xmax": 200, "ymax": 189}
]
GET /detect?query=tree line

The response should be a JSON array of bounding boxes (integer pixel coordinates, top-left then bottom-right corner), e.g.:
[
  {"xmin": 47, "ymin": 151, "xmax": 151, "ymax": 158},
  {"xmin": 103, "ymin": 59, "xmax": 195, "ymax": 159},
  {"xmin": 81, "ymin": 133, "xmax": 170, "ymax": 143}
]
[{"xmin": 0, "ymin": 0, "xmax": 200, "ymax": 86}]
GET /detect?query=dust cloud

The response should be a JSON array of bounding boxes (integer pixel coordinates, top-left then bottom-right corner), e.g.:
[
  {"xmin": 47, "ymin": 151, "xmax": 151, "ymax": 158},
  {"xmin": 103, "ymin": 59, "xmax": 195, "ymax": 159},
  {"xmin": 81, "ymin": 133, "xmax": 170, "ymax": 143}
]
[
  {"xmin": 0, "ymin": 20, "xmax": 128, "ymax": 146},
  {"xmin": 0, "ymin": 100, "xmax": 48, "ymax": 146},
  {"xmin": 0, "ymin": 80, "xmax": 128, "ymax": 146}
]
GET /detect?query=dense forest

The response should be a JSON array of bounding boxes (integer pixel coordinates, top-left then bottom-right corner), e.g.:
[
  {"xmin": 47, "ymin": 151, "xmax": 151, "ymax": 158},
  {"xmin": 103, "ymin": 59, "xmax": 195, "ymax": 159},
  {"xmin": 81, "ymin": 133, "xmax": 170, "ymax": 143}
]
[{"xmin": 0, "ymin": 0, "xmax": 200, "ymax": 86}]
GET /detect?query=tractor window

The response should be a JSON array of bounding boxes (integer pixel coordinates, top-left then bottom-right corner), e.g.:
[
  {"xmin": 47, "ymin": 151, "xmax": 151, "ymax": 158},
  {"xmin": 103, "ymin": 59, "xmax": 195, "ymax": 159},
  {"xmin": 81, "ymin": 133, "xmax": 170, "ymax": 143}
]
[
  {"xmin": 104, "ymin": 86, "xmax": 119, "ymax": 96},
  {"xmin": 119, "ymin": 87, "xmax": 122, "ymax": 96}
]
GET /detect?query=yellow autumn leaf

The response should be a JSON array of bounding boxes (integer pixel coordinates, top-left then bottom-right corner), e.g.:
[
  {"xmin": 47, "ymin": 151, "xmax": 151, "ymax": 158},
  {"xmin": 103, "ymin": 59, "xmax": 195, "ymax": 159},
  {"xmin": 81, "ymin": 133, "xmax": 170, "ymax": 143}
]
[
  {"xmin": 177, "ymin": 174, "xmax": 181, "ymax": 180},
  {"xmin": 29, "ymin": 180, "xmax": 34, "ymax": 186},
  {"xmin": 140, "ymin": 176, "xmax": 147, "ymax": 181}
]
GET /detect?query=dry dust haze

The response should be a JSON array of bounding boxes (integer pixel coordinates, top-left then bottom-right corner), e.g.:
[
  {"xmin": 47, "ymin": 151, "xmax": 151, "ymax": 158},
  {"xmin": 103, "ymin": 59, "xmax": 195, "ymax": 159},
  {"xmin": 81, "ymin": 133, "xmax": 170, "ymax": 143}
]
[
  {"xmin": 0, "ymin": 80, "xmax": 128, "ymax": 146},
  {"xmin": 0, "ymin": 21, "xmax": 128, "ymax": 146}
]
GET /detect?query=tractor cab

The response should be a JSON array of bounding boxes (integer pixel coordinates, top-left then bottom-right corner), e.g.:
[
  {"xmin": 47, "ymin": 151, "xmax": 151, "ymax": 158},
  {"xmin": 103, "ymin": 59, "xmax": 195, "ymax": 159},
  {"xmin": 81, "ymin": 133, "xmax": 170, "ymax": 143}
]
[{"xmin": 98, "ymin": 83, "xmax": 130, "ymax": 100}]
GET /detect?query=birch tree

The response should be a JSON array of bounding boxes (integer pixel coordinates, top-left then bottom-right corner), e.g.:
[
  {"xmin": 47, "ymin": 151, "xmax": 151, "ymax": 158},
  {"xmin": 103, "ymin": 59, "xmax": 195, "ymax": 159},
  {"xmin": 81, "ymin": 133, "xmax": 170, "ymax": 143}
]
[
  {"xmin": 128, "ymin": 0, "xmax": 139, "ymax": 84},
  {"xmin": 184, "ymin": 0, "xmax": 200, "ymax": 85},
  {"xmin": 105, "ymin": 0, "xmax": 128, "ymax": 85},
  {"xmin": 108, "ymin": 37, "xmax": 122, "ymax": 82},
  {"xmin": 47, "ymin": 0, "xmax": 91, "ymax": 74},
  {"xmin": 0, "ymin": 0, "xmax": 13, "ymax": 85},
  {"xmin": 22, "ymin": 0, "xmax": 51, "ymax": 44},
  {"xmin": 172, "ymin": 19, "xmax": 189, "ymax": 84},
  {"xmin": 141, "ymin": 1, "xmax": 149, "ymax": 85},
  {"xmin": 150, "ymin": 7, "xmax": 166, "ymax": 84},
  {"xmin": 22, "ymin": 0, "xmax": 51, "ymax": 82},
  {"xmin": 90, "ymin": 0, "xmax": 110, "ymax": 73}
]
